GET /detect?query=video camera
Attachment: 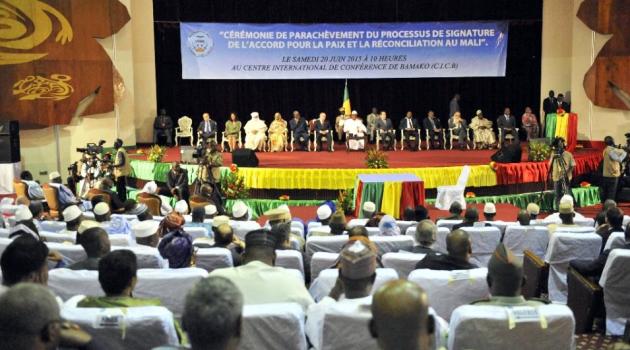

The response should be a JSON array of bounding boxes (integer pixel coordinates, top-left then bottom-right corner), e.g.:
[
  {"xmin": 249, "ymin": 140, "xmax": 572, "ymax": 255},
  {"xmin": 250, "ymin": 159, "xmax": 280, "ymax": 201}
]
[{"xmin": 76, "ymin": 140, "xmax": 106, "ymax": 156}]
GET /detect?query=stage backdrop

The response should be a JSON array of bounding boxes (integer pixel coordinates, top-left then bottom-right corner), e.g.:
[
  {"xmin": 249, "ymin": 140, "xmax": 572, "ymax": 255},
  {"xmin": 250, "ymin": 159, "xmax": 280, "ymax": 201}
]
[{"xmin": 180, "ymin": 22, "xmax": 508, "ymax": 79}]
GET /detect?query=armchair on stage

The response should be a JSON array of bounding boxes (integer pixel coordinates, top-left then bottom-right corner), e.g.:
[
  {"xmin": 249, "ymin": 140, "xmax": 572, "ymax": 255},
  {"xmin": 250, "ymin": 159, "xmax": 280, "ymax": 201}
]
[
  {"xmin": 220, "ymin": 130, "xmax": 242, "ymax": 152},
  {"xmin": 175, "ymin": 116, "xmax": 194, "ymax": 147},
  {"xmin": 312, "ymin": 129, "xmax": 334, "ymax": 152},
  {"xmin": 290, "ymin": 130, "xmax": 311, "ymax": 152},
  {"xmin": 400, "ymin": 129, "xmax": 423, "ymax": 151},
  {"xmin": 375, "ymin": 129, "xmax": 397, "ymax": 151},
  {"xmin": 448, "ymin": 127, "xmax": 472, "ymax": 150},
  {"xmin": 196, "ymin": 130, "xmax": 218, "ymax": 148},
  {"xmin": 425, "ymin": 129, "xmax": 447, "ymax": 150},
  {"xmin": 345, "ymin": 132, "xmax": 368, "ymax": 152},
  {"xmin": 434, "ymin": 165, "xmax": 471, "ymax": 210}
]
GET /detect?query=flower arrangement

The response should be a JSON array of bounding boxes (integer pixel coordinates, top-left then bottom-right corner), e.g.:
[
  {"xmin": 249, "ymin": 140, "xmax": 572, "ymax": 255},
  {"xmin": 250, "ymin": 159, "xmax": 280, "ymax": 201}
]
[
  {"xmin": 465, "ymin": 191, "xmax": 476, "ymax": 198},
  {"xmin": 147, "ymin": 145, "xmax": 166, "ymax": 163},
  {"xmin": 556, "ymin": 108, "xmax": 566, "ymax": 115},
  {"xmin": 278, "ymin": 195, "xmax": 290, "ymax": 201},
  {"xmin": 528, "ymin": 140, "xmax": 552, "ymax": 162},
  {"xmin": 220, "ymin": 164, "xmax": 250, "ymax": 199},
  {"xmin": 580, "ymin": 181, "xmax": 591, "ymax": 188},
  {"xmin": 365, "ymin": 148, "xmax": 389, "ymax": 169},
  {"xmin": 336, "ymin": 189, "xmax": 354, "ymax": 215}
]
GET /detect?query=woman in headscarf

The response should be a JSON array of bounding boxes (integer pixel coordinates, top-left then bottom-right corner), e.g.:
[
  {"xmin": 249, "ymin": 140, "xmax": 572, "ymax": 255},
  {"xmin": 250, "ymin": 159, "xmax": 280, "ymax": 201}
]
[
  {"xmin": 268, "ymin": 112, "xmax": 288, "ymax": 152},
  {"xmin": 244, "ymin": 112, "xmax": 267, "ymax": 151},
  {"xmin": 158, "ymin": 229, "xmax": 194, "ymax": 268},
  {"xmin": 157, "ymin": 212, "xmax": 185, "ymax": 238},
  {"xmin": 378, "ymin": 215, "xmax": 401, "ymax": 236}
]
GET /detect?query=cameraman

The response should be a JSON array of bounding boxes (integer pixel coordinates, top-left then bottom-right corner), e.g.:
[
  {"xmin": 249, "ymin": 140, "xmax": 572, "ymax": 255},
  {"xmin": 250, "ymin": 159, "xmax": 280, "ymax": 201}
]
[
  {"xmin": 601, "ymin": 136, "xmax": 627, "ymax": 203},
  {"xmin": 204, "ymin": 141, "xmax": 223, "ymax": 184},
  {"xmin": 549, "ymin": 137, "xmax": 575, "ymax": 209},
  {"xmin": 112, "ymin": 138, "xmax": 130, "ymax": 201}
]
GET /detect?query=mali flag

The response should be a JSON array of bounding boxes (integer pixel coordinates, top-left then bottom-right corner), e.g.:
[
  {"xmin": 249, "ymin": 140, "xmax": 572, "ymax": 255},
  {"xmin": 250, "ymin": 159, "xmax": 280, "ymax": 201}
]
[{"xmin": 342, "ymin": 80, "xmax": 351, "ymax": 115}]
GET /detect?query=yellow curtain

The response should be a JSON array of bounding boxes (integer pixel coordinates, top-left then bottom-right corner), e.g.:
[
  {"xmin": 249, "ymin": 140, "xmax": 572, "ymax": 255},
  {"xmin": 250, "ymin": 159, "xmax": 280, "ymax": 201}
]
[
  {"xmin": 554, "ymin": 112, "xmax": 569, "ymax": 140},
  {"xmin": 380, "ymin": 181, "xmax": 403, "ymax": 218}
]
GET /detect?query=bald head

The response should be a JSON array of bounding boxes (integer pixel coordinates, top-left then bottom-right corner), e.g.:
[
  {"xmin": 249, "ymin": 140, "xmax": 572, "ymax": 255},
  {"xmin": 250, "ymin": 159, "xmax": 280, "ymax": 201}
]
[
  {"xmin": 371, "ymin": 280, "xmax": 433, "ymax": 350},
  {"xmin": 446, "ymin": 229, "xmax": 472, "ymax": 260},
  {"xmin": 517, "ymin": 210, "xmax": 530, "ymax": 226}
]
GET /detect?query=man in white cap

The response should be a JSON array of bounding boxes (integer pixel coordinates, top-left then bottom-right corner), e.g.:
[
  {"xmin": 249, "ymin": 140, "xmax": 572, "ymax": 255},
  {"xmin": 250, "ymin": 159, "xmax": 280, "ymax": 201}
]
[
  {"xmin": 174, "ymin": 200, "xmax": 189, "ymax": 215},
  {"xmin": 60, "ymin": 205, "xmax": 83, "ymax": 237},
  {"xmin": 306, "ymin": 241, "xmax": 377, "ymax": 349},
  {"xmin": 93, "ymin": 202, "xmax": 131, "ymax": 236},
  {"xmin": 47, "ymin": 171, "xmax": 79, "ymax": 208},
  {"xmin": 362, "ymin": 201, "xmax": 376, "ymax": 219},
  {"xmin": 483, "ymin": 202, "xmax": 497, "ymax": 221},
  {"xmin": 547, "ymin": 200, "xmax": 579, "ymax": 235},
  {"xmin": 9, "ymin": 205, "xmax": 39, "ymax": 240},
  {"xmin": 132, "ymin": 220, "xmax": 161, "ymax": 247},
  {"xmin": 140, "ymin": 180, "xmax": 173, "ymax": 215},
  {"xmin": 343, "ymin": 110, "xmax": 368, "ymax": 151},
  {"xmin": 204, "ymin": 204, "xmax": 217, "ymax": 219},
  {"xmin": 470, "ymin": 109, "xmax": 496, "ymax": 149},
  {"xmin": 93, "ymin": 202, "xmax": 111, "ymax": 223},
  {"xmin": 244, "ymin": 112, "xmax": 267, "ymax": 151},
  {"xmin": 526, "ymin": 203, "xmax": 540, "ymax": 220},
  {"xmin": 231, "ymin": 201, "xmax": 250, "ymax": 221},
  {"xmin": 316, "ymin": 205, "xmax": 333, "ymax": 225},
  {"xmin": 543, "ymin": 194, "xmax": 585, "ymax": 224}
]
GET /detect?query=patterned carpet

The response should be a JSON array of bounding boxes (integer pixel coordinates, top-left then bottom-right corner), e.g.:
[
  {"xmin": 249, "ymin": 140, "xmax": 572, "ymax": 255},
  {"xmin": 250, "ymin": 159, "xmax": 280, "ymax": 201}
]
[{"xmin": 575, "ymin": 334, "xmax": 623, "ymax": 350}]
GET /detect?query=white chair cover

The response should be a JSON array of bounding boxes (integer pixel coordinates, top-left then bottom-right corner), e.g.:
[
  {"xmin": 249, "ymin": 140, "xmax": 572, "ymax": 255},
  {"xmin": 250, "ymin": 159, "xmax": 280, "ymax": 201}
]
[
  {"xmin": 240, "ymin": 302, "xmax": 307, "ymax": 350},
  {"xmin": 365, "ymin": 227, "xmax": 380, "ymax": 236},
  {"xmin": 503, "ymin": 226, "xmax": 550, "ymax": 261},
  {"xmin": 406, "ymin": 226, "xmax": 449, "ymax": 247},
  {"xmin": 195, "ymin": 247, "xmax": 234, "ymax": 272},
  {"xmin": 346, "ymin": 218, "xmax": 368, "ymax": 229},
  {"xmin": 306, "ymin": 235, "xmax": 349, "ymax": 262},
  {"xmin": 408, "ymin": 268, "xmax": 489, "ymax": 321},
  {"xmin": 599, "ymin": 249, "xmax": 630, "ymax": 335},
  {"xmin": 554, "ymin": 226, "xmax": 596, "ymax": 234},
  {"xmin": 321, "ymin": 307, "xmax": 377, "ymax": 350},
  {"xmin": 61, "ymin": 306, "xmax": 179, "ymax": 350},
  {"xmin": 434, "ymin": 165, "xmax": 470, "ymax": 210},
  {"xmin": 623, "ymin": 215, "xmax": 630, "ymax": 228},
  {"xmin": 458, "ymin": 226, "xmax": 502, "ymax": 267},
  {"xmin": 0, "ymin": 228, "xmax": 8, "ymax": 238},
  {"xmin": 275, "ymin": 249, "xmax": 305, "ymax": 278},
  {"xmin": 135, "ymin": 267, "xmax": 208, "ymax": 317},
  {"xmin": 307, "ymin": 221, "xmax": 323, "ymax": 234},
  {"xmin": 40, "ymin": 231, "xmax": 75, "ymax": 243},
  {"xmin": 232, "ymin": 221, "xmax": 261, "ymax": 241},
  {"xmin": 108, "ymin": 234, "xmax": 133, "ymax": 247},
  {"xmin": 183, "ymin": 226, "xmax": 208, "ymax": 240},
  {"xmin": 39, "ymin": 220, "xmax": 67, "ymax": 233},
  {"xmin": 395, "ymin": 220, "xmax": 417, "ymax": 235},
  {"xmin": 436, "ymin": 219, "xmax": 462, "ymax": 231},
  {"xmin": 545, "ymin": 232, "xmax": 601, "ymax": 303},
  {"xmin": 574, "ymin": 218, "xmax": 595, "ymax": 227},
  {"xmin": 448, "ymin": 304, "xmax": 575, "ymax": 350},
  {"xmin": 381, "ymin": 252, "xmax": 426, "ymax": 278},
  {"xmin": 603, "ymin": 232, "xmax": 626, "ymax": 251},
  {"xmin": 486, "ymin": 221, "xmax": 509, "ymax": 235},
  {"xmin": 307, "ymin": 226, "xmax": 332, "ymax": 237},
  {"xmin": 48, "ymin": 269, "xmax": 102, "ymax": 301},
  {"xmin": 310, "ymin": 252, "xmax": 339, "ymax": 280},
  {"xmin": 291, "ymin": 221, "xmax": 305, "ymax": 238},
  {"xmin": 309, "ymin": 268, "xmax": 398, "ymax": 302},
  {"xmin": 111, "ymin": 245, "xmax": 167, "ymax": 269},
  {"xmin": 371, "ymin": 235, "xmax": 415, "ymax": 256},
  {"xmin": 46, "ymin": 242, "xmax": 87, "ymax": 264}
]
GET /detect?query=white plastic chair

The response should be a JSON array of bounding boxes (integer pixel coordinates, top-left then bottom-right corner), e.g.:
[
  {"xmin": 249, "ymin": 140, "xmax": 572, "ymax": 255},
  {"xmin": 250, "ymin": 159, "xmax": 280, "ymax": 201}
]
[
  {"xmin": 61, "ymin": 306, "xmax": 179, "ymax": 350},
  {"xmin": 310, "ymin": 252, "xmax": 339, "ymax": 280},
  {"xmin": 435, "ymin": 165, "xmax": 470, "ymax": 210},
  {"xmin": 240, "ymin": 303, "xmax": 307, "ymax": 350},
  {"xmin": 40, "ymin": 231, "xmax": 75, "ymax": 243},
  {"xmin": 603, "ymin": 232, "xmax": 626, "ymax": 251},
  {"xmin": 448, "ymin": 304, "xmax": 575, "ymax": 350},
  {"xmin": 195, "ymin": 247, "xmax": 234, "ymax": 272},
  {"xmin": 175, "ymin": 116, "xmax": 194, "ymax": 146},
  {"xmin": 275, "ymin": 249, "xmax": 305, "ymax": 279},
  {"xmin": 395, "ymin": 220, "xmax": 417, "ymax": 234},
  {"xmin": 135, "ymin": 267, "xmax": 208, "ymax": 317},
  {"xmin": 309, "ymin": 268, "xmax": 399, "ymax": 302},
  {"xmin": 232, "ymin": 221, "xmax": 261, "ymax": 241},
  {"xmin": 39, "ymin": 220, "xmax": 67, "ymax": 233},
  {"xmin": 382, "ymin": 252, "xmax": 426, "ymax": 278},
  {"xmin": 305, "ymin": 235, "xmax": 349, "ymax": 262},
  {"xmin": 458, "ymin": 226, "xmax": 502, "ymax": 267},
  {"xmin": 503, "ymin": 226, "xmax": 549, "ymax": 261},
  {"xmin": 545, "ymin": 232, "xmax": 601, "ymax": 303},
  {"xmin": 408, "ymin": 268, "xmax": 489, "ymax": 321},
  {"xmin": 371, "ymin": 235, "xmax": 415, "ymax": 256},
  {"xmin": 599, "ymin": 249, "xmax": 630, "ymax": 335}
]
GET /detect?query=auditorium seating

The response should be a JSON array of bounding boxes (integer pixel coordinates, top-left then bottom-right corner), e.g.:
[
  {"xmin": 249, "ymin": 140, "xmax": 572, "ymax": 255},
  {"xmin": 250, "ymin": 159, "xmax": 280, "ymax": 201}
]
[
  {"xmin": 448, "ymin": 304, "xmax": 575, "ymax": 350},
  {"xmin": 275, "ymin": 249, "xmax": 305, "ymax": 278},
  {"xmin": 434, "ymin": 226, "xmax": 501, "ymax": 267},
  {"xmin": 599, "ymin": 249, "xmax": 630, "ymax": 335},
  {"xmin": 39, "ymin": 220, "xmax": 67, "ymax": 233},
  {"xmin": 111, "ymin": 245, "xmax": 167, "ymax": 269},
  {"xmin": 346, "ymin": 219, "xmax": 368, "ymax": 229},
  {"xmin": 240, "ymin": 303, "xmax": 307, "ymax": 350},
  {"xmin": 46, "ymin": 242, "xmax": 86, "ymax": 264},
  {"xmin": 41, "ymin": 184, "xmax": 60, "ymax": 219},
  {"xmin": 60, "ymin": 306, "xmax": 179, "ymax": 350},
  {"xmin": 194, "ymin": 247, "xmax": 234, "ymax": 272},
  {"xmin": 48, "ymin": 269, "xmax": 102, "ymax": 300},
  {"xmin": 604, "ymin": 232, "xmax": 626, "ymax": 250},
  {"xmin": 232, "ymin": 221, "xmax": 262, "ymax": 240},
  {"xmin": 408, "ymin": 268, "xmax": 489, "ymax": 321},
  {"xmin": 435, "ymin": 219, "xmax": 462, "ymax": 231},
  {"xmin": 320, "ymin": 307, "xmax": 377, "ymax": 350},
  {"xmin": 370, "ymin": 235, "xmax": 415, "ymax": 255},
  {"xmin": 306, "ymin": 235, "xmax": 348, "ymax": 262},
  {"xmin": 566, "ymin": 266, "xmax": 604, "ymax": 334},
  {"xmin": 310, "ymin": 252, "xmax": 339, "ymax": 280},
  {"xmin": 309, "ymin": 268, "xmax": 398, "ymax": 302},
  {"xmin": 39, "ymin": 231, "xmax": 75, "ymax": 244},
  {"xmin": 381, "ymin": 252, "xmax": 426, "ymax": 278},
  {"xmin": 522, "ymin": 249, "xmax": 549, "ymax": 299},
  {"xmin": 183, "ymin": 226, "xmax": 208, "ymax": 240},
  {"xmin": 503, "ymin": 225, "xmax": 549, "ymax": 261}
]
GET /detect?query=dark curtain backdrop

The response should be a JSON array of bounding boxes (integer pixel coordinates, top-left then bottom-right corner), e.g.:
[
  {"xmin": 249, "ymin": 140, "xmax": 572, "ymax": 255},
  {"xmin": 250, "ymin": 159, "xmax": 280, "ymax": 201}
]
[{"xmin": 153, "ymin": 0, "xmax": 542, "ymax": 129}]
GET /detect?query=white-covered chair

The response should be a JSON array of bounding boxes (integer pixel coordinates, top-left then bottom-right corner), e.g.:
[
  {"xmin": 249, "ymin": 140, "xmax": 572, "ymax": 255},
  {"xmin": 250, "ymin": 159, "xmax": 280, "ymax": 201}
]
[
  {"xmin": 436, "ymin": 219, "xmax": 462, "ymax": 231},
  {"xmin": 307, "ymin": 226, "xmax": 332, "ymax": 238},
  {"xmin": 307, "ymin": 221, "xmax": 323, "ymax": 234},
  {"xmin": 40, "ymin": 231, "xmax": 75, "ymax": 243},
  {"xmin": 46, "ymin": 242, "xmax": 87, "ymax": 264},
  {"xmin": 175, "ymin": 116, "xmax": 194, "ymax": 146},
  {"xmin": 435, "ymin": 165, "xmax": 470, "ymax": 210},
  {"xmin": 448, "ymin": 304, "xmax": 575, "ymax": 350},
  {"xmin": 306, "ymin": 235, "xmax": 349, "ymax": 262},
  {"xmin": 503, "ymin": 226, "xmax": 549, "ymax": 261},
  {"xmin": 599, "ymin": 249, "xmax": 630, "ymax": 335},
  {"xmin": 61, "ymin": 306, "xmax": 179, "ymax": 350},
  {"xmin": 0, "ymin": 228, "xmax": 8, "ymax": 238},
  {"xmin": 39, "ymin": 220, "xmax": 67, "ymax": 233},
  {"xmin": 408, "ymin": 268, "xmax": 489, "ymax": 321},
  {"xmin": 240, "ymin": 303, "xmax": 307, "ymax": 350},
  {"xmin": 458, "ymin": 226, "xmax": 502, "ymax": 267},
  {"xmin": 183, "ymin": 226, "xmax": 208, "ymax": 240},
  {"xmin": 406, "ymin": 226, "xmax": 449, "ymax": 247},
  {"xmin": 275, "ymin": 249, "xmax": 305, "ymax": 278},
  {"xmin": 396, "ymin": 220, "xmax": 417, "ymax": 234},
  {"xmin": 603, "ymin": 232, "xmax": 626, "ymax": 251},
  {"xmin": 574, "ymin": 218, "xmax": 596, "ymax": 227},
  {"xmin": 346, "ymin": 218, "xmax": 368, "ymax": 229},
  {"xmin": 485, "ymin": 221, "xmax": 509, "ymax": 235},
  {"xmin": 371, "ymin": 235, "xmax": 415, "ymax": 256},
  {"xmin": 232, "ymin": 221, "xmax": 261, "ymax": 241},
  {"xmin": 309, "ymin": 268, "xmax": 398, "ymax": 302},
  {"xmin": 382, "ymin": 252, "xmax": 426, "ymax": 278},
  {"xmin": 108, "ymin": 234, "xmax": 133, "ymax": 247},
  {"xmin": 545, "ymin": 232, "xmax": 601, "ymax": 303},
  {"xmin": 135, "ymin": 267, "xmax": 208, "ymax": 317},
  {"xmin": 320, "ymin": 305, "xmax": 377, "ymax": 350},
  {"xmin": 290, "ymin": 221, "xmax": 305, "ymax": 238},
  {"xmin": 310, "ymin": 252, "xmax": 339, "ymax": 280},
  {"xmin": 623, "ymin": 215, "xmax": 630, "ymax": 228},
  {"xmin": 195, "ymin": 247, "xmax": 234, "ymax": 272},
  {"xmin": 365, "ymin": 227, "xmax": 380, "ymax": 236},
  {"xmin": 49, "ymin": 269, "xmax": 101, "ymax": 301},
  {"xmin": 554, "ymin": 226, "xmax": 595, "ymax": 234},
  {"xmin": 112, "ymin": 245, "xmax": 167, "ymax": 269}
]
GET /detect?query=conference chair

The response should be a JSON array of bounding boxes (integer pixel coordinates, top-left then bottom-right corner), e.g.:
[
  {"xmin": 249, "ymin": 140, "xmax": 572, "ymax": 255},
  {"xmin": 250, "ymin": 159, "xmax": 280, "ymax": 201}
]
[
  {"xmin": 306, "ymin": 221, "xmax": 323, "ymax": 234},
  {"xmin": 305, "ymin": 235, "xmax": 349, "ymax": 263},
  {"xmin": 395, "ymin": 220, "xmax": 417, "ymax": 234},
  {"xmin": 39, "ymin": 231, "xmax": 75, "ymax": 244},
  {"xmin": 240, "ymin": 303, "xmax": 307, "ymax": 350},
  {"xmin": 424, "ymin": 128, "xmax": 446, "ymax": 150},
  {"xmin": 290, "ymin": 221, "xmax": 305, "ymax": 238},
  {"xmin": 454, "ymin": 226, "xmax": 502, "ymax": 267},
  {"xmin": 86, "ymin": 188, "xmax": 112, "ymax": 206},
  {"xmin": 48, "ymin": 269, "xmax": 102, "ymax": 301},
  {"xmin": 545, "ymin": 232, "xmax": 601, "ymax": 303},
  {"xmin": 375, "ymin": 129, "xmax": 397, "ymax": 151},
  {"xmin": 448, "ymin": 126, "xmax": 472, "ymax": 150},
  {"xmin": 232, "ymin": 221, "xmax": 261, "ymax": 241},
  {"xmin": 603, "ymin": 232, "xmax": 626, "ymax": 251},
  {"xmin": 136, "ymin": 192, "xmax": 162, "ymax": 216},
  {"xmin": 381, "ymin": 252, "xmax": 426, "ymax": 278},
  {"xmin": 111, "ymin": 245, "xmax": 167, "ymax": 269},
  {"xmin": 399, "ymin": 128, "xmax": 422, "ymax": 151},
  {"xmin": 183, "ymin": 226, "xmax": 208, "ymax": 240},
  {"xmin": 522, "ymin": 249, "xmax": 549, "ymax": 299},
  {"xmin": 408, "ymin": 268, "xmax": 489, "ymax": 321},
  {"xmin": 365, "ymin": 227, "xmax": 380, "ymax": 236},
  {"xmin": 39, "ymin": 220, "xmax": 67, "ymax": 233},
  {"xmin": 600, "ymin": 249, "xmax": 630, "ymax": 335},
  {"xmin": 312, "ymin": 129, "xmax": 335, "ymax": 152},
  {"xmin": 46, "ymin": 242, "xmax": 87, "ymax": 264},
  {"xmin": 275, "ymin": 249, "xmax": 305, "ymax": 279},
  {"xmin": 309, "ymin": 268, "xmax": 398, "ymax": 302},
  {"xmin": 448, "ymin": 305, "xmax": 575, "ymax": 350},
  {"xmin": 434, "ymin": 165, "xmax": 471, "ymax": 210},
  {"xmin": 435, "ymin": 219, "xmax": 463, "ymax": 231},
  {"xmin": 13, "ymin": 180, "xmax": 27, "ymax": 198},
  {"xmin": 42, "ymin": 184, "xmax": 61, "ymax": 219},
  {"xmin": 175, "ymin": 116, "xmax": 194, "ymax": 146},
  {"xmin": 370, "ymin": 235, "xmax": 415, "ymax": 256},
  {"xmin": 290, "ymin": 130, "xmax": 311, "ymax": 152},
  {"xmin": 566, "ymin": 266, "xmax": 604, "ymax": 334},
  {"xmin": 319, "ymin": 307, "xmax": 377, "ymax": 350},
  {"xmin": 194, "ymin": 247, "xmax": 234, "ymax": 272},
  {"xmin": 309, "ymin": 252, "xmax": 339, "ymax": 280},
  {"xmin": 61, "ymin": 306, "xmax": 179, "ymax": 350},
  {"xmin": 503, "ymin": 225, "xmax": 549, "ymax": 262},
  {"xmin": 220, "ymin": 130, "xmax": 243, "ymax": 152},
  {"xmin": 196, "ymin": 130, "xmax": 218, "ymax": 148},
  {"xmin": 346, "ymin": 218, "xmax": 368, "ymax": 229}
]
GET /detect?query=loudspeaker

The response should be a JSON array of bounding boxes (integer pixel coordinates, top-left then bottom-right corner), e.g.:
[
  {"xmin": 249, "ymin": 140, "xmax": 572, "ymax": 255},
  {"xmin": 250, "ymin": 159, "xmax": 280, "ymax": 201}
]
[
  {"xmin": 232, "ymin": 149, "xmax": 259, "ymax": 167},
  {"xmin": 491, "ymin": 142, "xmax": 522, "ymax": 163},
  {"xmin": 0, "ymin": 121, "xmax": 20, "ymax": 164}
]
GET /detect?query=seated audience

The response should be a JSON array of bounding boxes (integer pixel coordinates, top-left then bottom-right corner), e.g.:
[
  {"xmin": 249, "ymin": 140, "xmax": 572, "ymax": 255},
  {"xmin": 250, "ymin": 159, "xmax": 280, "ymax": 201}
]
[
  {"xmin": 543, "ymin": 195, "xmax": 586, "ymax": 223},
  {"xmin": 517, "ymin": 210, "xmax": 530, "ymax": 226},
  {"xmin": 157, "ymin": 212, "xmax": 186, "ymax": 237},
  {"xmin": 370, "ymin": 280, "xmax": 434, "ymax": 350},
  {"xmin": 413, "ymin": 220, "xmax": 439, "ymax": 255},
  {"xmin": 98, "ymin": 178, "xmax": 125, "ymax": 211},
  {"xmin": 329, "ymin": 211, "xmax": 347, "ymax": 235},
  {"xmin": 597, "ymin": 207, "xmax": 624, "ymax": 251},
  {"xmin": 130, "ymin": 203, "xmax": 153, "ymax": 222},
  {"xmin": 0, "ymin": 283, "xmax": 96, "ymax": 349},
  {"xmin": 93, "ymin": 202, "xmax": 111, "ymax": 222},
  {"xmin": 472, "ymin": 243, "xmax": 546, "ymax": 306},
  {"xmin": 167, "ymin": 162, "xmax": 190, "ymax": 202},
  {"xmin": 158, "ymin": 227, "xmax": 194, "ymax": 268},
  {"xmin": 483, "ymin": 203, "xmax": 497, "ymax": 221},
  {"xmin": 231, "ymin": 200, "xmax": 250, "ymax": 221},
  {"xmin": 47, "ymin": 171, "xmax": 79, "ymax": 208},
  {"xmin": 185, "ymin": 206, "xmax": 213, "ymax": 237},
  {"xmin": 60, "ymin": 204, "xmax": 83, "ymax": 236},
  {"xmin": 402, "ymin": 207, "xmax": 416, "ymax": 221},
  {"xmin": 595, "ymin": 199, "xmax": 617, "ymax": 229},
  {"xmin": 132, "ymin": 220, "xmax": 160, "ymax": 247},
  {"xmin": 316, "ymin": 204, "xmax": 333, "ymax": 225},
  {"xmin": 201, "ymin": 222, "xmax": 243, "ymax": 266},
  {"xmin": 570, "ymin": 223, "xmax": 630, "ymax": 280},
  {"xmin": 343, "ymin": 111, "xmax": 368, "ymax": 151},
  {"xmin": 547, "ymin": 200, "xmax": 578, "ymax": 234},
  {"xmin": 75, "ymin": 220, "xmax": 101, "ymax": 245},
  {"xmin": 68, "ymin": 227, "xmax": 111, "ymax": 270},
  {"xmin": 9, "ymin": 205, "xmax": 39, "ymax": 240},
  {"xmin": 140, "ymin": 180, "xmax": 173, "ymax": 215},
  {"xmin": 209, "ymin": 229, "xmax": 314, "ymax": 311},
  {"xmin": 348, "ymin": 226, "xmax": 369, "ymax": 238},
  {"xmin": 526, "ymin": 203, "xmax": 540, "ymax": 221},
  {"xmin": 414, "ymin": 205, "xmax": 429, "ymax": 221},
  {"xmin": 1, "ymin": 236, "xmax": 50, "ymax": 291},
  {"xmin": 439, "ymin": 201, "xmax": 463, "ymax": 221},
  {"xmin": 29, "ymin": 201, "xmax": 50, "ymax": 222},
  {"xmin": 94, "ymin": 202, "xmax": 131, "ymax": 236},
  {"xmin": 19, "ymin": 170, "xmax": 45, "ymax": 200},
  {"xmin": 180, "ymin": 277, "xmax": 243, "ymax": 350},
  {"xmin": 265, "ymin": 206, "xmax": 304, "ymax": 249},
  {"xmin": 306, "ymin": 241, "xmax": 377, "ymax": 349},
  {"xmin": 379, "ymin": 215, "xmax": 401, "ymax": 236},
  {"xmin": 362, "ymin": 201, "xmax": 376, "ymax": 219},
  {"xmin": 453, "ymin": 207, "xmax": 490, "ymax": 230},
  {"xmin": 415, "ymin": 229, "xmax": 478, "ymax": 270}
]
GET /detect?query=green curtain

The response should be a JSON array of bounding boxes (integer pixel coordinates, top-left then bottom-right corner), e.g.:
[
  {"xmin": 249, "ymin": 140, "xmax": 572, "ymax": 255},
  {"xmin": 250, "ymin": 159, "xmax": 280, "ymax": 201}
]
[
  {"xmin": 358, "ymin": 182, "xmax": 385, "ymax": 218},
  {"xmin": 224, "ymin": 199, "xmax": 323, "ymax": 220},
  {"xmin": 130, "ymin": 160, "xmax": 200, "ymax": 184},
  {"xmin": 545, "ymin": 113, "xmax": 557, "ymax": 139}
]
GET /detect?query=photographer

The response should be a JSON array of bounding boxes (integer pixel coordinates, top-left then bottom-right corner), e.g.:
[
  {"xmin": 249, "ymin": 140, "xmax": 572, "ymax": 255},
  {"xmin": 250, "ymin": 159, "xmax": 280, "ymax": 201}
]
[
  {"xmin": 601, "ymin": 136, "xmax": 627, "ymax": 203},
  {"xmin": 204, "ymin": 141, "xmax": 223, "ymax": 184},
  {"xmin": 112, "ymin": 139, "xmax": 130, "ymax": 201},
  {"xmin": 549, "ymin": 137, "xmax": 575, "ymax": 209}
]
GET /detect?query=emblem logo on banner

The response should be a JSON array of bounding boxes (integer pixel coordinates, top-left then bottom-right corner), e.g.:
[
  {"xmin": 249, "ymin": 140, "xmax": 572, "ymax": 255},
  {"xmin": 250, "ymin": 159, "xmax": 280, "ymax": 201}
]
[{"xmin": 188, "ymin": 31, "xmax": 213, "ymax": 57}]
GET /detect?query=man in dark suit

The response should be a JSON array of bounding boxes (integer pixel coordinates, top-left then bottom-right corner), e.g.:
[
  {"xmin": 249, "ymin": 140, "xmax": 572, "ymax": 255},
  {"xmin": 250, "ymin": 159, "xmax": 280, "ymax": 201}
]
[
  {"xmin": 289, "ymin": 110, "xmax": 309, "ymax": 151},
  {"xmin": 153, "ymin": 108, "xmax": 174, "ymax": 146},
  {"xmin": 497, "ymin": 107, "xmax": 517, "ymax": 145},
  {"xmin": 422, "ymin": 110, "xmax": 444, "ymax": 149},
  {"xmin": 399, "ymin": 111, "xmax": 419, "ymax": 151},
  {"xmin": 167, "ymin": 162, "xmax": 189, "ymax": 202},
  {"xmin": 375, "ymin": 111, "xmax": 395, "ymax": 150},
  {"xmin": 542, "ymin": 90, "xmax": 557, "ymax": 116},
  {"xmin": 556, "ymin": 93, "xmax": 571, "ymax": 112},
  {"xmin": 415, "ymin": 229, "xmax": 478, "ymax": 270},
  {"xmin": 314, "ymin": 112, "xmax": 333, "ymax": 152},
  {"xmin": 197, "ymin": 112, "xmax": 218, "ymax": 146}
]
